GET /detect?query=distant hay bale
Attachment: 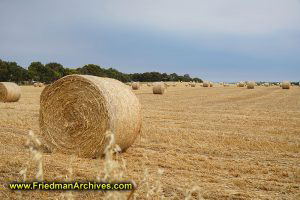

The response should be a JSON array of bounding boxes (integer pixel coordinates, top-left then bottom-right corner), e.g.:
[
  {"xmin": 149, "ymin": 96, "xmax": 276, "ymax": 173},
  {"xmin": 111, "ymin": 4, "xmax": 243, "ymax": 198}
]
[
  {"xmin": 39, "ymin": 75, "xmax": 142, "ymax": 158},
  {"xmin": 132, "ymin": 82, "xmax": 140, "ymax": 90},
  {"xmin": 38, "ymin": 83, "xmax": 44, "ymax": 87},
  {"xmin": 203, "ymin": 81, "xmax": 209, "ymax": 87},
  {"xmin": 281, "ymin": 81, "xmax": 290, "ymax": 89},
  {"xmin": 185, "ymin": 83, "xmax": 189, "ymax": 87},
  {"xmin": 238, "ymin": 82, "xmax": 245, "ymax": 87},
  {"xmin": 34, "ymin": 82, "xmax": 38, "ymax": 87},
  {"xmin": 264, "ymin": 83, "xmax": 270, "ymax": 87},
  {"xmin": 247, "ymin": 82, "xmax": 255, "ymax": 89},
  {"xmin": 147, "ymin": 83, "xmax": 152, "ymax": 87},
  {"xmin": 190, "ymin": 82, "xmax": 196, "ymax": 87},
  {"xmin": 209, "ymin": 82, "xmax": 213, "ymax": 87},
  {"xmin": 0, "ymin": 82, "xmax": 21, "ymax": 102},
  {"xmin": 152, "ymin": 82, "xmax": 166, "ymax": 94}
]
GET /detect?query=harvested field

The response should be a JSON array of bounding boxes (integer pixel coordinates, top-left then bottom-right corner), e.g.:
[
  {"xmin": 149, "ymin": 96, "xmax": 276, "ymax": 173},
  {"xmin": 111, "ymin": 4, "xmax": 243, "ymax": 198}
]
[{"xmin": 0, "ymin": 85, "xmax": 299, "ymax": 199}]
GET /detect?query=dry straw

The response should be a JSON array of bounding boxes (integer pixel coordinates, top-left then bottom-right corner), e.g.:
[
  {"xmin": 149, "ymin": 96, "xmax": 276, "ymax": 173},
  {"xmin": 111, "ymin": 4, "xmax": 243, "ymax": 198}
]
[
  {"xmin": 247, "ymin": 82, "xmax": 255, "ymax": 89},
  {"xmin": 0, "ymin": 82, "xmax": 21, "ymax": 102},
  {"xmin": 281, "ymin": 81, "xmax": 290, "ymax": 89},
  {"xmin": 131, "ymin": 82, "xmax": 140, "ymax": 90},
  {"xmin": 39, "ymin": 75, "xmax": 142, "ymax": 158},
  {"xmin": 34, "ymin": 83, "xmax": 38, "ymax": 87},
  {"xmin": 190, "ymin": 82, "xmax": 196, "ymax": 87},
  {"xmin": 152, "ymin": 82, "xmax": 165, "ymax": 94},
  {"xmin": 209, "ymin": 82, "xmax": 213, "ymax": 87},
  {"xmin": 38, "ymin": 83, "xmax": 44, "ymax": 87},
  {"xmin": 203, "ymin": 81, "xmax": 209, "ymax": 87}
]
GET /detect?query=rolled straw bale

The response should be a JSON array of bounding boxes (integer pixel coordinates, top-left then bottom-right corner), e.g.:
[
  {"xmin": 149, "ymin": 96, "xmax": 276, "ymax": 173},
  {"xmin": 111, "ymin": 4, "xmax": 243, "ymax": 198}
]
[
  {"xmin": 281, "ymin": 81, "xmax": 290, "ymax": 89},
  {"xmin": 203, "ymin": 81, "xmax": 209, "ymax": 87},
  {"xmin": 147, "ymin": 83, "xmax": 152, "ymax": 87},
  {"xmin": 0, "ymin": 82, "xmax": 21, "ymax": 102},
  {"xmin": 209, "ymin": 82, "xmax": 213, "ymax": 87},
  {"xmin": 247, "ymin": 82, "xmax": 255, "ymax": 89},
  {"xmin": 238, "ymin": 82, "xmax": 245, "ymax": 87},
  {"xmin": 39, "ymin": 75, "xmax": 142, "ymax": 158},
  {"xmin": 38, "ymin": 82, "xmax": 44, "ymax": 87},
  {"xmin": 34, "ymin": 82, "xmax": 38, "ymax": 87},
  {"xmin": 132, "ymin": 82, "xmax": 140, "ymax": 90},
  {"xmin": 152, "ymin": 82, "xmax": 166, "ymax": 94},
  {"xmin": 190, "ymin": 82, "xmax": 196, "ymax": 87}
]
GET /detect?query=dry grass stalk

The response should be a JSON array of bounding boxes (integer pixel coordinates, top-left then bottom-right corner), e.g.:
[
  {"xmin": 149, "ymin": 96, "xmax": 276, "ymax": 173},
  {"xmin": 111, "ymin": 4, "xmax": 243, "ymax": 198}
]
[
  {"xmin": 0, "ymin": 82, "xmax": 21, "ymax": 102},
  {"xmin": 39, "ymin": 75, "xmax": 142, "ymax": 158}
]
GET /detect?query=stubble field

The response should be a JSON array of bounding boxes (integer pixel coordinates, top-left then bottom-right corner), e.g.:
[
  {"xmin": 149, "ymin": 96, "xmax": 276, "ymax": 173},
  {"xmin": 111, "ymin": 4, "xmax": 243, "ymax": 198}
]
[{"xmin": 0, "ymin": 84, "xmax": 299, "ymax": 199}]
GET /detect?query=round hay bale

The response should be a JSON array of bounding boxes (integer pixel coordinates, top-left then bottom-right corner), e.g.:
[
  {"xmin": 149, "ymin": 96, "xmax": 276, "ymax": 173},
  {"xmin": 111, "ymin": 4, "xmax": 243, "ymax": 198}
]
[
  {"xmin": 281, "ymin": 81, "xmax": 290, "ymax": 89},
  {"xmin": 0, "ymin": 82, "xmax": 21, "ymax": 102},
  {"xmin": 238, "ymin": 82, "xmax": 245, "ymax": 87},
  {"xmin": 39, "ymin": 75, "xmax": 142, "ymax": 158},
  {"xmin": 152, "ymin": 82, "xmax": 165, "ymax": 94},
  {"xmin": 38, "ymin": 82, "xmax": 44, "ymax": 87},
  {"xmin": 147, "ymin": 83, "xmax": 152, "ymax": 87},
  {"xmin": 209, "ymin": 82, "xmax": 213, "ymax": 87},
  {"xmin": 33, "ymin": 82, "xmax": 38, "ymax": 87},
  {"xmin": 132, "ymin": 82, "xmax": 140, "ymax": 90},
  {"xmin": 190, "ymin": 82, "xmax": 196, "ymax": 87},
  {"xmin": 203, "ymin": 81, "xmax": 209, "ymax": 87},
  {"xmin": 247, "ymin": 82, "xmax": 255, "ymax": 89}
]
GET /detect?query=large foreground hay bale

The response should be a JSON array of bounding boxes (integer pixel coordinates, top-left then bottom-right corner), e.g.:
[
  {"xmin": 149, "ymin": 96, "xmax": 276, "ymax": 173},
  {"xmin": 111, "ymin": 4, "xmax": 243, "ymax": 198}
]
[
  {"xmin": 247, "ymin": 82, "xmax": 255, "ymax": 89},
  {"xmin": 132, "ymin": 82, "xmax": 140, "ymax": 90},
  {"xmin": 152, "ymin": 82, "xmax": 166, "ymax": 94},
  {"xmin": 203, "ymin": 81, "xmax": 209, "ymax": 87},
  {"xmin": 39, "ymin": 75, "xmax": 142, "ymax": 158},
  {"xmin": 0, "ymin": 82, "xmax": 21, "ymax": 102},
  {"xmin": 281, "ymin": 81, "xmax": 290, "ymax": 89}
]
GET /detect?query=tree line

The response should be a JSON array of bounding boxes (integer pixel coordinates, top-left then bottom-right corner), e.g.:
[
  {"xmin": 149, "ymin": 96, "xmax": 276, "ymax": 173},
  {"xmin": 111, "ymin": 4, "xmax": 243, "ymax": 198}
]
[{"xmin": 0, "ymin": 59, "xmax": 202, "ymax": 84}]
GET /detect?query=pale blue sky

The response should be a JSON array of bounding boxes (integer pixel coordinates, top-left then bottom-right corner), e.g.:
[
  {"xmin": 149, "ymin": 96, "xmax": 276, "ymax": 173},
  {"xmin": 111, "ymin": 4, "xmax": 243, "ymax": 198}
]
[{"xmin": 0, "ymin": 0, "xmax": 299, "ymax": 82}]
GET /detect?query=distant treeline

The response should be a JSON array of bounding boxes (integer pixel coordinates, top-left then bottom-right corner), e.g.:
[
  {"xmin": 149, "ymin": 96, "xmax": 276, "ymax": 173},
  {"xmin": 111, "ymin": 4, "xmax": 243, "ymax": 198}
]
[{"xmin": 0, "ymin": 59, "xmax": 202, "ymax": 84}]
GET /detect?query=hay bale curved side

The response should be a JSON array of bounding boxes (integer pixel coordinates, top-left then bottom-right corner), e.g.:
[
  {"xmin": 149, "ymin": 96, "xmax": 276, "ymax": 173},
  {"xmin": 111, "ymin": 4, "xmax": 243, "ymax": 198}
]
[
  {"xmin": 39, "ymin": 75, "xmax": 142, "ymax": 158},
  {"xmin": 152, "ymin": 82, "xmax": 165, "ymax": 94},
  {"xmin": 282, "ymin": 81, "xmax": 290, "ymax": 89},
  {"xmin": 203, "ymin": 81, "xmax": 209, "ymax": 87},
  {"xmin": 247, "ymin": 82, "xmax": 255, "ymax": 89},
  {"xmin": 0, "ymin": 82, "xmax": 21, "ymax": 102},
  {"xmin": 132, "ymin": 82, "xmax": 140, "ymax": 90},
  {"xmin": 190, "ymin": 82, "xmax": 196, "ymax": 87},
  {"xmin": 238, "ymin": 82, "xmax": 245, "ymax": 87}
]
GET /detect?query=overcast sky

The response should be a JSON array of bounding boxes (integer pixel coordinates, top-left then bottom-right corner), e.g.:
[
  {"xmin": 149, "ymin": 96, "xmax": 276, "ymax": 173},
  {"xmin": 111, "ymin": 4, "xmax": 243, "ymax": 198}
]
[{"xmin": 0, "ymin": 0, "xmax": 299, "ymax": 82}]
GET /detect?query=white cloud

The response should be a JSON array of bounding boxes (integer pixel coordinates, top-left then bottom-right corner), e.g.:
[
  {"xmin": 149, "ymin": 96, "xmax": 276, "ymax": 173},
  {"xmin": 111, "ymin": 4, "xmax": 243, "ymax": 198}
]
[{"xmin": 98, "ymin": 0, "xmax": 300, "ymax": 36}]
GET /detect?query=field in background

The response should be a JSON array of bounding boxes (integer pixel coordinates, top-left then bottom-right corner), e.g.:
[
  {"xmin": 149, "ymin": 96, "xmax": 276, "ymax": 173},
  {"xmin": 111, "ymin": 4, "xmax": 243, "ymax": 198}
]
[{"xmin": 0, "ymin": 84, "xmax": 299, "ymax": 199}]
